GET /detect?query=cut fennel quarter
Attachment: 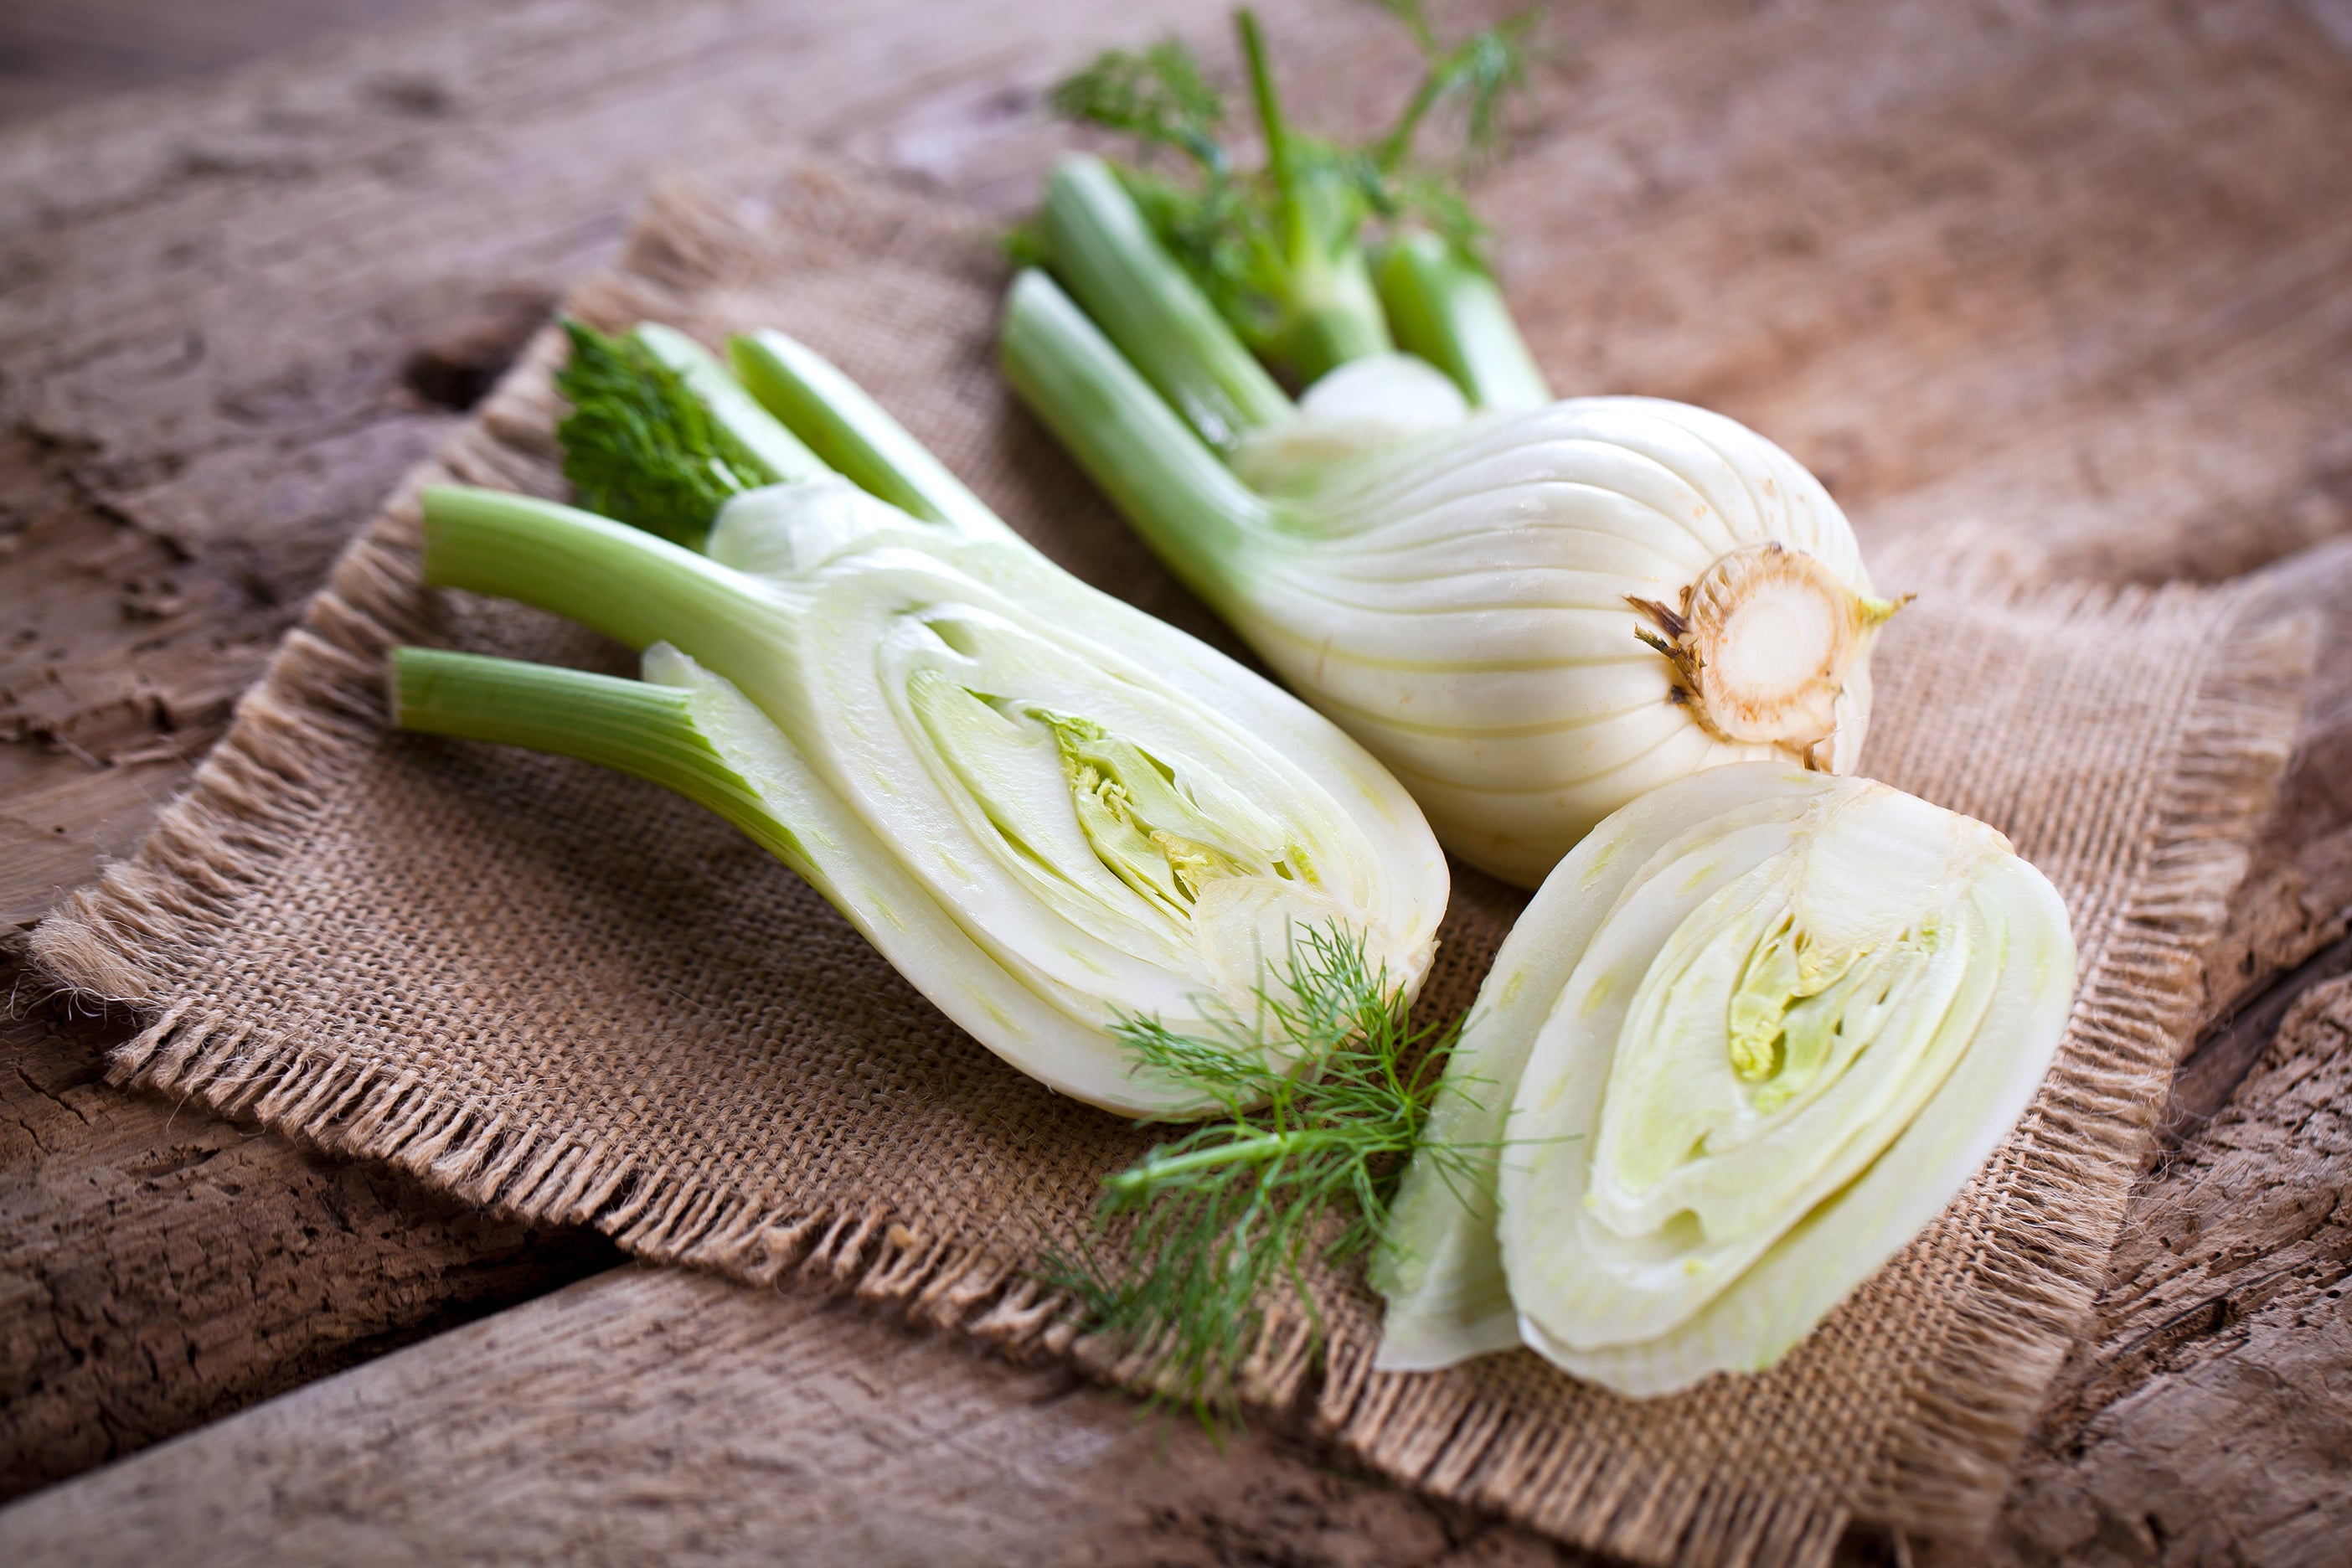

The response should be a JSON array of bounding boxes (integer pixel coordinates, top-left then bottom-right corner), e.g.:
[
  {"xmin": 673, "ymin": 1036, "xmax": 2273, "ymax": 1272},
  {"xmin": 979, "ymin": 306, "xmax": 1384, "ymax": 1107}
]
[
  {"xmin": 404, "ymin": 481, "xmax": 1447, "ymax": 1122},
  {"xmin": 396, "ymin": 322, "xmax": 1447, "ymax": 1122},
  {"xmin": 1371, "ymin": 762, "xmax": 2076, "ymax": 1396}
]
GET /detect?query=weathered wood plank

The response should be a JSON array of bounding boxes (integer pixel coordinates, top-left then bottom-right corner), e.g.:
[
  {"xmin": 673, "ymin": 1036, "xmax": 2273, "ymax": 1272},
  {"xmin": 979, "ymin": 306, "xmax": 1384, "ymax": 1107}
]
[
  {"xmin": 0, "ymin": 1265, "xmax": 1582, "ymax": 1568},
  {"xmin": 1995, "ymin": 973, "xmax": 2352, "ymax": 1568},
  {"xmin": 0, "ymin": 0, "xmax": 457, "ymax": 129},
  {"xmin": 2, "ymin": 0, "xmax": 2349, "ymax": 1554},
  {"xmin": 2183, "ymin": 536, "xmax": 2352, "ymax": 1094},
  {"xmin": 1983, "ymin": 537, "xmax": 2352, "ymax": 1565},
  {"xmin": 1467, "ymin": 0, "xmax": 2352, "ymax": 589},
  {"xmin": 0, "ymin": 957, "xmax": 621, "ymax": 1500},
  {"xmin": 2195, "ymin": 586, "xmax": 2352, "ymax": 1020}
]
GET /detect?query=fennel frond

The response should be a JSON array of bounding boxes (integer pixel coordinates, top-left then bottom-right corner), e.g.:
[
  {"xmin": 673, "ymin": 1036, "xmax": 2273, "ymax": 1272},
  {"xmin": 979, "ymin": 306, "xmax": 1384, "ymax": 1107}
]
[
  {"xmin": 1042, "ymin": 924, "xmax": 1485, "ymax": 1420},
  {"xmin": 554, "ymin": 320, "xmax": 779, "ymax": 548},
  {"xmin": 1040, "ymin": 2, "xmax": 1541, "ymax": 384}
]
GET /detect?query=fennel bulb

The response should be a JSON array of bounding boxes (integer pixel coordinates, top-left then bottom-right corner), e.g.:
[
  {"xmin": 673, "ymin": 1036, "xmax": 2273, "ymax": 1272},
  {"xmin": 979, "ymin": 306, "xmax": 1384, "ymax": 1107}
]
[
  {"xmin": 1001, "ymin": 199, "xmax": 1902, "ymax": 887},
  {"xmin": 393, "ymin": 324, "xmax": 1446, "ymax": 1119},
  {"xmin": 1370, "ymin": 762, "xmax": 2075, "ymax": 1395},
  {"xmin": 1014, "ymin": 16, "xmax": 1877, "ymax": 888}
]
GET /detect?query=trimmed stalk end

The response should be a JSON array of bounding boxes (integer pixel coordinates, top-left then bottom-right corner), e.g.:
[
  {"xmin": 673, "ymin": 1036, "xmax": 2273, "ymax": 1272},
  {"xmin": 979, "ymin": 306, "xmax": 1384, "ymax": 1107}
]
[{"xmin": 1630, "ymin": 544, "xmax": 1904, "ymax": 767}]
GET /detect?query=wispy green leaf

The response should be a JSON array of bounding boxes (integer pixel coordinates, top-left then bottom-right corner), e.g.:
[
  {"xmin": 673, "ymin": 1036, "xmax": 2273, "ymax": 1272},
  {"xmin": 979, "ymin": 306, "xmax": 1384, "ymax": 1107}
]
[
  {"xmin": 1050, "ymin": 38, "xmax": 1230, "ymax": 176},
  {"xmin": 1369, "ymin": 2, "xmax": 1539, "ymax": 173},
  {"xmin": 554, "ymin": 319, "xmax": 776, "ymax": 549},
  {"xmin": 1040, "ymin": 926, "xmax": 1491, "ymax": 1422}
]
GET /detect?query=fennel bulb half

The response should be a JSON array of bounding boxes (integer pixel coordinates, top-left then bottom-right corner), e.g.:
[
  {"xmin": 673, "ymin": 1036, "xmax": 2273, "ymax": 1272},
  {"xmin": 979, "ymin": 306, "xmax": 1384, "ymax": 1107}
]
[
  {"xmin": 1370, "ymin": 762, "xmax": 2075, "ymax": 1395},
  {"xmin": 395, "ymin": 325, "xmax": 1446, "ymax": 1119},
  {"xmin": 1003, "ymin": 160, "xmax": 1903, "ymax": 888}
]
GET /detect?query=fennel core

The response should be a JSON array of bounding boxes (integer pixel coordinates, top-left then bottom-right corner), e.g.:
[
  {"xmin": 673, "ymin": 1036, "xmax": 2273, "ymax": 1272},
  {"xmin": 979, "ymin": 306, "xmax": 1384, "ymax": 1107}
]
[{"xmin": 1628, "ymin": 543, "xmax": 1911, "ymax": 770}]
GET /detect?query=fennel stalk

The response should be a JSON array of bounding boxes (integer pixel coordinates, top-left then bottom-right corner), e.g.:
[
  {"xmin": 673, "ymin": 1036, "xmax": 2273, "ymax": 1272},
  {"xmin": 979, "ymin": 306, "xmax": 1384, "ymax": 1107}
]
[{"xmin": 1034, "ymin": 1, "xmax": 1542, "ymax": 393}]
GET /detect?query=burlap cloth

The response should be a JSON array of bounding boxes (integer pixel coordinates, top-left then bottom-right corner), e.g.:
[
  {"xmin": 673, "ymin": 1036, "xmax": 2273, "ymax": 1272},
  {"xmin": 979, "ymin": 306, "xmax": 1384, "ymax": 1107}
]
[{"xmin": 33, "ymin": 172, "xmax": 2313, "ymax": 1566}]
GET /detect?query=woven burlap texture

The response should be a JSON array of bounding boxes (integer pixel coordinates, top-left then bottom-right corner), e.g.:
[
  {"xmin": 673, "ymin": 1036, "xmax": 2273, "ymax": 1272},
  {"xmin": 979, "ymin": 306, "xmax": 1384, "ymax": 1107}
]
[{"xmin": 32, "ymin": 172, "xmax": 2312, "ymax": 1568}]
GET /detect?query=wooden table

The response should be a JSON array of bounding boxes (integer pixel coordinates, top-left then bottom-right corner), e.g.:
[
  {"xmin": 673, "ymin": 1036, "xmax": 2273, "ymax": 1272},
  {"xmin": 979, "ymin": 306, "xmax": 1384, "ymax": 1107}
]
[{"xmin": 3, "ymin": 2, "xmax": 2349, "ymax": 1562}]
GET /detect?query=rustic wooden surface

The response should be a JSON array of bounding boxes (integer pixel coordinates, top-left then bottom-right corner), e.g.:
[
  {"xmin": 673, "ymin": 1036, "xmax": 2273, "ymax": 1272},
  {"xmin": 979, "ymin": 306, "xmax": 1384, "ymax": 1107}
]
[
  {"xmin": 0, "ymin": 956, "xmax": 622, "ymax": 1499},
  {"xmin": 2000, "ymin": 972, "xmax": 2352, "ymax": 1568},
  {"xmin": 2, "ymin": 0, "xmax": 2348, "ymax": 1563},
  {"xmin": 0, "ymin": 1, "xmax": 456, "ymax": 129},
  {"xmin": 0, "ymin": 1265, "xmax": 1575, "ymax": 1568}
]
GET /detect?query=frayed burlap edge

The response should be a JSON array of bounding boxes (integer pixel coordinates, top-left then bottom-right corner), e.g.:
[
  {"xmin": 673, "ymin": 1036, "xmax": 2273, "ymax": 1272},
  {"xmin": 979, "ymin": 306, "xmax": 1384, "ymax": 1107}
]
[
  {"xmin": 1862, "ymin": 601, "xmax": 2314, "ymax": 1539},
  {"xmin": 27, "ymin": 169, "xmax": 2319, "ymax": 1567},
  {"xmin": 23, "ymin": 447, "xmax": 1086, "ymax": 1354}
]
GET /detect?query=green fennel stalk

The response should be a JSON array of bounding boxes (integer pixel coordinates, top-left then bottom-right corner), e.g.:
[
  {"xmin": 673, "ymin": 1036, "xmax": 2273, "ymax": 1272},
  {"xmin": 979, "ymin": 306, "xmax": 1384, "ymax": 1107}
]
[
  {"xmin": 420, "ymin": 485, "xmax": 785, "ymax": 681},
  {"xmin": 998, "ymin": 271, "xmax": 1267, "ymax": 609},
  {"xmin": 1232, "ymin": 8, "xmax": 1393, "ymax": 379},
  {"xmin": 725, "ymin": 329, "xmax": 1007, "ymax": 535},
  {"xmin": 1041, "ymin": 157, "xmax": 1293, "ymax": 452},
  {"xmin": 1034, "ymin": 0, "xmax": 1544, "ymax": 400},
  {"xmin": 390, "ymin": 647, "xmax": 814, "ymax": 874},
  {"xmin": 1374, "ymin": 229, "xmax": 1548, "ymax": 411}
]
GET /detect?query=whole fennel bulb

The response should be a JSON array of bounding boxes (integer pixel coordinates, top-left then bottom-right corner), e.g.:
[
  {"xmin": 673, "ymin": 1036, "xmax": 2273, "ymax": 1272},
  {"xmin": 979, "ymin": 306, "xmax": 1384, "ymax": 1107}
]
[
  {"xmin": 1370, "ymin": 762, "xmax": 2076, "ymax": 1395},
  {"xmin": 394, "ymin": 322, "xmax": 1446, "ymax": 1119},
  {"xmin": 1003, "ymin": 161, "xmax": 1902, "ymax": 888}
]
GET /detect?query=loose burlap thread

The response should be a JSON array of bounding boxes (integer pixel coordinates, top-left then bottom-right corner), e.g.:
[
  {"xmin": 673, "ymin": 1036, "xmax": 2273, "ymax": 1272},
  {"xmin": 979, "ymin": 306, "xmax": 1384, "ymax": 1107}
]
[{"xmin": 32, "ymin": 172, "xmax": 2313, "ymax": 1566}]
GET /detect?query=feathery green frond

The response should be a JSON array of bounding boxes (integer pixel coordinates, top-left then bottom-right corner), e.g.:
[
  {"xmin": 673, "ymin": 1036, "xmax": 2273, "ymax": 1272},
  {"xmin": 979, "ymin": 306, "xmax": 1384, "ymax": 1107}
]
[
  {"xmin": 1369, "ymin": 2, "xmax": 1537, "ymax": 174},
  {"xmin": 1040, "ymin": 926, "xmax": 1488, "ymax": 1421},
  {"xmin": 1051, "ymin": 38, "xmax": 1231, "ymax": 175},
  {"xmin": 554, "ymin": 319, "xmax": 777, "ymax": 549},
  {"xmin": 1364, "ymin": 0, "xmax": 1440, "ymax": 54}
]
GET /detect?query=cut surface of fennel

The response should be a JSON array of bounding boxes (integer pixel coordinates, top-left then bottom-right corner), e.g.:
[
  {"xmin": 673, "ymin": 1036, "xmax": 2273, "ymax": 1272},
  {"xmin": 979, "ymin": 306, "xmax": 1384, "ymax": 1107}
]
[
  {"xmin": 1369, "ymin": 762, "xmax": 2075, "ymax": 1395},
  {"xmin": 1001, "ymin": 268, "xmax": 1901, "ymax": 889},
  {"xmin": 415, "ymin": 473, "xmax": 1446, "ymax": 1119}
]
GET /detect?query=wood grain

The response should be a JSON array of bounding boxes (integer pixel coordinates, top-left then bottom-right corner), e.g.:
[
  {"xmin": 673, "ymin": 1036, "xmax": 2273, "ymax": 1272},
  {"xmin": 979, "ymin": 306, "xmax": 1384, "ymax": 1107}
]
[
  {"xmin": 1994, "ymin": 975, "xmax": 2352, "ymax": 1568},
  {"xmin": 0, "ymin": 959, "xmax": 619, "ymax": 1499},
  {"xmin": 0, "ymin": 0, "xmax": 458, "ymax": 128},
  {"xmin": 2, "ymin": 0, "xmax": 2349, "ymax": 1559},
  {"xmin": 0, "ymin": 1266, "xmax": 1582, "ymax": 1568}
]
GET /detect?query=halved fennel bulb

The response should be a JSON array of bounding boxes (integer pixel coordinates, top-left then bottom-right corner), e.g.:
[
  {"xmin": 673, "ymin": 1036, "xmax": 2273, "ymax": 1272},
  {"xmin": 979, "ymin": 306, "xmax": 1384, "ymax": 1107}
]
[
  {"xmin": 1002, "ymin": 272, "xmax": 1903, "ymax": 888},
  {"xmin": 413, "ymin": 476, "xmax": 1446, "ymax": 1119},
  {"xmin": 1370, "ymin": 762, "xmax": 2075, "ymax": 1395}
]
